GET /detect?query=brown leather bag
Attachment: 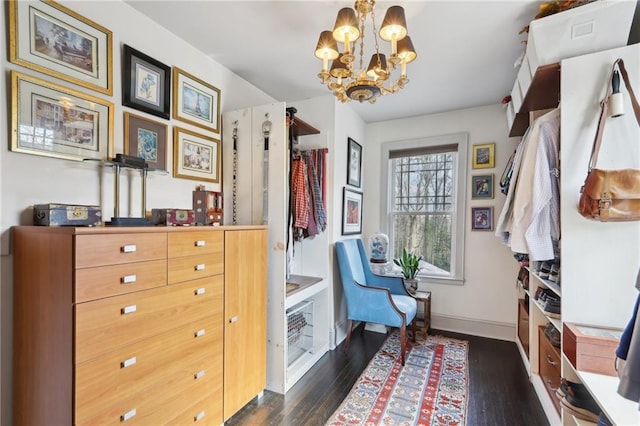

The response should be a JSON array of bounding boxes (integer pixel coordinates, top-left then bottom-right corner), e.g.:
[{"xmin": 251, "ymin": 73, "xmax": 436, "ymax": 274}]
[{"xmin": 579, "ymin": 58, "xmax": 640, "ymax": 222}]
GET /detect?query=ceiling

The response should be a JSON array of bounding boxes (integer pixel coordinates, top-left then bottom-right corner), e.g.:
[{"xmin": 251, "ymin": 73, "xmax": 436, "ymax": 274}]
[{"xmin": 124, "ymin": 1, "xmax": 553, "ymax": 123}]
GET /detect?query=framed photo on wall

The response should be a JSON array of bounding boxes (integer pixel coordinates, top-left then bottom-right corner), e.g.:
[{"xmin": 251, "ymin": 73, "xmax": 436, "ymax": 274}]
[
  {"xmin": 173, "ymin": 67, "xmax": 221, "ymax": 133},
  {"xmin": 11, "ymin": 71, "xmax": 113, "ymax": 161},
  {"xmin": 347, "ymin": 137, "xmax": 362, "ymax": 187},
  {"xmin": 8, "ymin": 0, "xmax": 113, "ymax": 95},
  {"xmin": 122, "ymin": 44, "xmax": 171, "ymax": 119},
  {"xmin": 124, "ymin": 112, "xmax": 168, "ymax": 170},
  {"xmin": 471, "ymin": 207, "xmax": 494, "ymax": 231},
  {"xmin": 471, "ymin": 174, "xmax": 494, "ymax": 199},
  {"xmin": 173, "ymin": 127, "xmax": 221, "ymax": 183},
  {"xmin": 342, "ymin": 187, "xmax": 363, "ymax": 235},
  {"xmin": 472, "ymin": 142, "xmax": 495, "ymax": 169}
]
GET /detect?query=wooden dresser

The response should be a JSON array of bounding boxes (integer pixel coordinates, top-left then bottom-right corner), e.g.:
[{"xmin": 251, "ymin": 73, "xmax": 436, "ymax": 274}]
[{"xmin": 12, "ymin": 225, "xmax": 267, "ymax": 425}]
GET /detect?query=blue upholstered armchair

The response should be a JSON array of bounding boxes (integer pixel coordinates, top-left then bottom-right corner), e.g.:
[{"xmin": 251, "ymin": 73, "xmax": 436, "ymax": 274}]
[{"xmin": 335, "ymin": 238, "xmax": 417, "ymax": 365}]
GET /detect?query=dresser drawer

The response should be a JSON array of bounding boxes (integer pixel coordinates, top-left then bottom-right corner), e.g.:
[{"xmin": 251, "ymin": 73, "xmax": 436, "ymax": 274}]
[
  {"xmin": 76, "ymin": 233, "xmax": 167, "ymax": 268},
  {"xmin": 75, "ymin": 276, "xmax": 221, "ymax": 363},
  {"xmin": 538, "ymin": 326, "xmax": 561, "ymax": 414},
  {"xmin": 168, "ymin": 391, "xmax": 221, "ymax": 425},
  {"xmin": 75, "ymin": 259, "xmax": 167, "ymax": 302},
  {"xmin": 75, "ymin": 316, "xmax": 222, "ymax": 424},
  {"xmin": 78, "ymin": 353, "xmax": 218, "ymax": 425},
  {"xmin": 168, "ymin": 253, "xmax": 223, "ymax": 284},
  {"xmin": 168, "ymin": 231, "xmax": 224, "ymax": 258}
]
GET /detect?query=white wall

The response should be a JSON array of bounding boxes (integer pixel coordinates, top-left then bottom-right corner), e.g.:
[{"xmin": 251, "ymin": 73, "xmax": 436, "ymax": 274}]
[
  {"xmin": 365, "ymin": 104, "xmax": 520, "ymax": 339},
  {"xmin": 561, "ymin": 44, "xmax": 640, "ymax": 327},
  {"xmin": 0, "ymin": 1, "xmax": 275, "ymax": 423}
]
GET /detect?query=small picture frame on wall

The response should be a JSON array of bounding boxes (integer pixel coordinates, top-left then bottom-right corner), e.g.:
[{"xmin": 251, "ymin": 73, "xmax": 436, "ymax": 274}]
[
  {"xmin": 173, "ymin": 67, "xmax": 221, "ymax": 133},
  {"xmin": 122, "ymin": 44, "xmax": 171, "ymax": 119},
  {"xmin": 342, "ymin": 187, "xmax": 363, "ymax": 235},
  {"xmin": 347, "ymin": 137, "xmax": 362, "ymax": 188},
  {"xmin": 472, "ymin": 143, "xmax": 495, "ymax": 169},
  {"xmin": 471, "ymin": 207, "xmax": 494, "ymax": 231},
  {"xmin": 173, "ymin": 127, "xmax": 221, "ymax": 183},
  {"xmin": 124, "ymin": 112, "xmax": 168, "ymax": 170},
  {"xmin": 471, "ymin": 174, "xmax": 494, "ymax": 199}
]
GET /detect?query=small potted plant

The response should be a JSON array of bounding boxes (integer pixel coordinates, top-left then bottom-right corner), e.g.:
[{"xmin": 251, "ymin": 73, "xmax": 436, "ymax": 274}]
[{"xmin": 393, "ymin": 248, "xmax": 423, "ymax": 295}]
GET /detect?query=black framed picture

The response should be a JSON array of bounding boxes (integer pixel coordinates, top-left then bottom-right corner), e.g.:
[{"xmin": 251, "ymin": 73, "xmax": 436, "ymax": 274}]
[
  {"xmin": 122, "ymin": 44, "xmax": 170, "ymax": 119},
  {"xmin": 347, "ymin": 137, "xmax": 362, "ymax": 187},
  {"xmin": 342, "ymin": 187, "xmax": 363, "ymax": 235}
]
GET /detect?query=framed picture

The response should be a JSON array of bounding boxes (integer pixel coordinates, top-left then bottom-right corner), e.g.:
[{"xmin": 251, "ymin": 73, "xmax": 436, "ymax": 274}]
[
  {"xmin": 122, "ymin": 44, "xmax": 171, "ymax": 119},
  {"xmin": 347, "ymin": 137, "xmax": 362, "ymax": 188},
  {"xmin": 472, "ymin": 143, "xmax": 495, "ymax": 169},
  {"xmin": 342, "ymin": 187, "xmax": 363, "ymax": 235},
  {"xmin": 11, "ymin": 71, "xmax": 113, "ymax": 161},
  {"xmin": 8, "ymin": 0, "xmax": 113, "ymax": 95},
  {"xmin": 471, "ymin": 174, "xmax": 494, "ymax": 199},
  {"xmin": 471, "ymin": 207, "xmax": 494, "ymax": 231},
  {"xmin": 173, "ymin": 127, "xmax": 221, "ymax": 183},
  {"xmin": 173, "ymin": 67, "xmax": 221, "ymax": 133},
  {"xmin": 124, "ymin": 112, "xmax": 168, "ymax": 170}
]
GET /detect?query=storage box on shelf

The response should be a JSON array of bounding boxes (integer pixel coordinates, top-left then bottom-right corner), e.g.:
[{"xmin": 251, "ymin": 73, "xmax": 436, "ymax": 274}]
[
  {"xmin": 506, "ymin": 0, "xmax": 635, "ymax": 137},
  {"xmin": 518, "ymin": 298, "xmax": 530, "ymax": 358},
  {"xmin": 563, "ymin": 322, "xmax": 622, "ymax": 377}
]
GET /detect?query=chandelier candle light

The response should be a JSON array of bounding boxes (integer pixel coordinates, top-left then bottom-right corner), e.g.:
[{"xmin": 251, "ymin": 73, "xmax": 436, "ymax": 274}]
[{"xmin": 314, "ymin": 0, "xmax": 417, "ymax": 103}]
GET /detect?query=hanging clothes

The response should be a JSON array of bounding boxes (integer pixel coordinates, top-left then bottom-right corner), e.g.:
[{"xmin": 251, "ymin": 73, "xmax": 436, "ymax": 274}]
[
  {"xmin": 495, "ymin": 108, "xmax": 561, "ymax": 261},
  {"xmin": 291, "ymin": 148, "xmax": 328, "ymax": 241}
]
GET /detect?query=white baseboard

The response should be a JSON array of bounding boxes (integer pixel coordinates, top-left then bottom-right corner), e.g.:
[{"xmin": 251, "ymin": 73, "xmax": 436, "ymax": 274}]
[{"xmin": 431, "ymin": 313, "xmax": 516, "ymax": 342}]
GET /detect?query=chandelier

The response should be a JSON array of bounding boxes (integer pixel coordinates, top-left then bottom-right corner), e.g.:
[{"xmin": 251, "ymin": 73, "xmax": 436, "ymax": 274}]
[{"xmin": 314, "ymin": 0, "xmax": 417, "ymax": 104}]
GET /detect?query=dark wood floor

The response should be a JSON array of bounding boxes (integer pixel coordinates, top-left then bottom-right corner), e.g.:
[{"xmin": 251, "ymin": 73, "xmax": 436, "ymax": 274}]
[{"xmin": 226, "ymin": 325, "xmax": 549, "ymax": 426}]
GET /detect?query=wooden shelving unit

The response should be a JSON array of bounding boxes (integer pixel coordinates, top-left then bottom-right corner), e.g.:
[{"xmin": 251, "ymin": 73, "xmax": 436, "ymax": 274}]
[{"xmin": 509, "ymin": 62, "xmax": 560, "ymax": 137}]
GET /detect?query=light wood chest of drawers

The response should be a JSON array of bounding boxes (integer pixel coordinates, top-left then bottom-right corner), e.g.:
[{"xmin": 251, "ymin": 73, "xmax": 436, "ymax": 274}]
[{"xmin": 13, "ymin": 226, "xmax": 266, "ymax": 426}]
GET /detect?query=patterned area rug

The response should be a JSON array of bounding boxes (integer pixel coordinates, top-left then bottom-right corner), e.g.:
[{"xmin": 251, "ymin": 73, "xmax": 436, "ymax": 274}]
[{"xmin": 326, "ymin": 332, "xmax": 469, "ymax": 426}]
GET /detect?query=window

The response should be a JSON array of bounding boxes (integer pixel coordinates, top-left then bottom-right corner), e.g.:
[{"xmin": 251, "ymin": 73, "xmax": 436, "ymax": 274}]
[{"xmin": 381, "ymin": 133, "xmax": 468, "ymax": 284}]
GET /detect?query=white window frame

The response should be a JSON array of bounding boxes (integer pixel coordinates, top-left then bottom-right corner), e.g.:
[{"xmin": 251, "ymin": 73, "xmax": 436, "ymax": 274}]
[{"xmin": 380, "ymin": 132, "xmax": 468, "ymax": 285}]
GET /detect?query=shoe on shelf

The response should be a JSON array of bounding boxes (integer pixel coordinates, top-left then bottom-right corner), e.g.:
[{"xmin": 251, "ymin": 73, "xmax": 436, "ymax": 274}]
[
  {"xmin": 555, "ymin": 378, "xmax": 587, "ymax": 400},
  {"xmin": 560, "ymin": 383, "xmax": 601, "ymax": 423},
  {"xmin": 539, "ymin": 261, "xmax": 552, "ymax": 279},
  {"xmin": 548, "ymin": 262, "xmax": 560, "ymax": 284},
  {"xmin": 542, "ymin": 299, "xmax": 561, "ymax": 317},
  {"xmin": 544, "ymin": 323, "xmax": 561, "ymax": 347},
  {"xmin": 597, "ymin": 412, "xmax": 613, "ymax": 426}
]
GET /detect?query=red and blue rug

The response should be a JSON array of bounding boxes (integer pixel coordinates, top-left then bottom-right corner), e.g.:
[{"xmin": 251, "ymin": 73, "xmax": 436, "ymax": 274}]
[{"xmin": 326, "ymin": 332, "xmax": 469, "ymax": 426}]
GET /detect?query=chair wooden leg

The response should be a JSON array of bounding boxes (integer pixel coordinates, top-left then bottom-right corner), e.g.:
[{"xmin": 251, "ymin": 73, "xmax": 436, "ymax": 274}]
[
  {"xmin": 411, "ymin": 316, "xmax": 417, "ymax": 342},
  {"xmin": 399, "ymin": 324, "xmax": 406, "ymax": 366},
  {"xmin": 343, "ymin": 319, "xmax": 353, "ymax": 354}
]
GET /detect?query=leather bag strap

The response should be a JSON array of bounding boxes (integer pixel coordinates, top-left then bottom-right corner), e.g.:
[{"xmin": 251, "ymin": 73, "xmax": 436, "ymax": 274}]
[{"xmin": 588, "ymin": 58, "xmax": 640, "ymax": 171}]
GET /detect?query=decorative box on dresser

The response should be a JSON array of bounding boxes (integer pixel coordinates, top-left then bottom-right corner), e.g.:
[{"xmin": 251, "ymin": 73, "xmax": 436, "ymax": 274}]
[{"xmin": 12, "ymin": 225, "xmax": 267, "ymax": 426}]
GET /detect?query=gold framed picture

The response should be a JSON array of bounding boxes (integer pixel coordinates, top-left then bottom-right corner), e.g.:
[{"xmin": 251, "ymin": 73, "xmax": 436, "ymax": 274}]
[
  {"xmin": 472, "ymin": 143, "xmax": 495, "ymax": 169},
  {"xmin": 9, "ymin": 0, "xmax": 113, "ymax": 95},
  {"xmin": 173, "ymin": 127, "xmax": 220, "ymax": 183},
  {"xmin": 172, "ymin": 67, "xmax": 221, "ymax": 133},
  {"xmin": 11, "ymin": 71, "xmax": 114, "ymax": 161}
]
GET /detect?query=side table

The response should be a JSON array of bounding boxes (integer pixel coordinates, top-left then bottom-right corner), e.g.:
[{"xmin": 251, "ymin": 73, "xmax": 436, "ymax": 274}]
[{"xmin": 411, "ymin": 290, "xmax": 431, "ymax": 338}]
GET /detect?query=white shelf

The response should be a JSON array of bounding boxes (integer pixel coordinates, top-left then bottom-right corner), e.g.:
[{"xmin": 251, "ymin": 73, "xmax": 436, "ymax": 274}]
[
  {"xmin": 572, "ymin": 416, "xmax": 597, "ymax": 426},
  {"xmin": 577, "ymin": 370, "xmax": 639, "ymax": 426},
  {"xmin": 285, "ymin": 276, "xmax": 327, "ymax": 309}
]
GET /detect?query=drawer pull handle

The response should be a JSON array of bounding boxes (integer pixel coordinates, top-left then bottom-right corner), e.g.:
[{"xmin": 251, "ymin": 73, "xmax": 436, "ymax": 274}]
[
  {"xmin": 195, "ymin": 240, "xmax": 206, "ymax": 247},
  {"xmin": 194, "ymin": 411, "xmax": 205, "ymax": 422},
  {"xmin": 229, "ymin": 316, "xmax": 238, "ymax": 323},
  {"xmin": 545, "ymin": 379, "xmax": 558, "ymax": 391},
  {"xmin": 122, "ymin": 275, "xmax": 137, "ymax": 284},
  {"xmin": 195, "ymin": 328, "xmax": 206, "ymax": 337},
  {"xmin": 121, "ymin": 408, "xmax": 137, "ymax": 421},
  {"xmin": 121, "ymin": 356, "xmax": 137, "ymax": 368},
  {"xmin": 122, "ymin": 305, "xmax": 137, "ymax": 315},
  {"xmin": 521, "ymin": 319, "xmax": 529, "ymax": 324},
  {"xmin": 545, "ymin": 354, "xmax": 557, "ymax": 366},
  {"xmin": 195, "ymin": 287, "xmax": 206, "ymax": 295},
  {"xmin": 195, "ymin": 264, "xmax": 206, "ymax": 271},
  {"xmin": 195, "ymin": 369, "xmax": 205, "ymax": 379},
  {"xmin": 122, "ymin": 244, "xmax": 137, "ymax": 253}
]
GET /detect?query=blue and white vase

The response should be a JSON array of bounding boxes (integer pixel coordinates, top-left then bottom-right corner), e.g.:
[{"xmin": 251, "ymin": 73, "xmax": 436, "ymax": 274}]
[{"xmin": 369, "ymin": 232, "xmax": 389, "ymax": 264}]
